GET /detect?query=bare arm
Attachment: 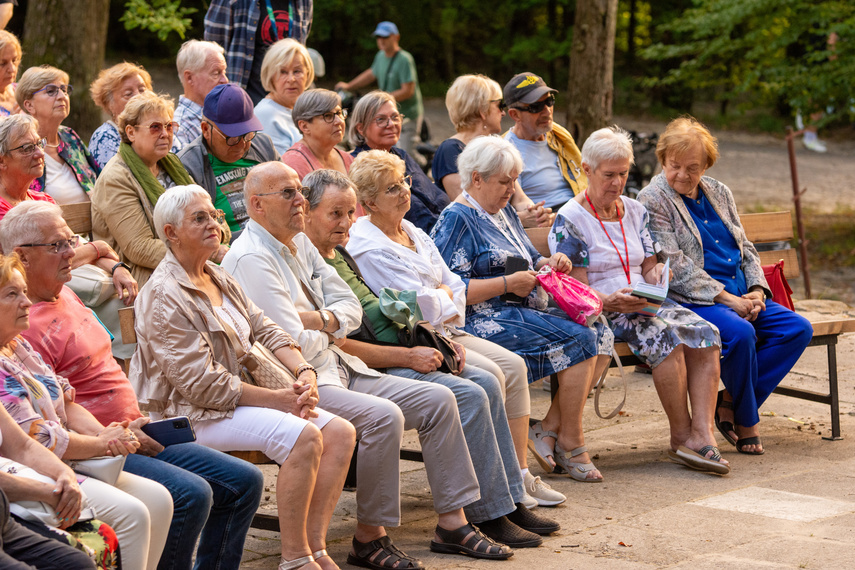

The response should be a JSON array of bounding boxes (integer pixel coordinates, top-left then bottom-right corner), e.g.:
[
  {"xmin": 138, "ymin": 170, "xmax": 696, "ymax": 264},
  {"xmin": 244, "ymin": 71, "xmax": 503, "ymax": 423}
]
[
  {"xmin": 465, "ymin": 271, "xmax": 537, "ymax": 305},
  {"xmin": 391, "ymin": 81, "xmax": 415, "ymax": 103},
  {"xmin": 0, "ymin": 5, "xmax": 12, "ymax": 30},
  {"xmin": 511, "ymin": 183, "xmax": 554, "ymax": 228},
  {"xmin": 441, "ymin": 173, "xmax": 463, "ymax": 200},
  {"xmin": 340, "ymin": 339, "xmax": 442, "ymax": 373},
  {"xmin": 335, "ymin": 69, "xmax": 376, "ymax": 92}
]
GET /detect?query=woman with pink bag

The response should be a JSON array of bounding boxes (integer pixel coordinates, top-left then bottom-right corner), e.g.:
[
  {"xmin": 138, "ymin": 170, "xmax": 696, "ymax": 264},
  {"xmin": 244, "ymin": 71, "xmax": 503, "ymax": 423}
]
[{"xmin": 549, "ymin": 126, "xmax": 727, "ymax": 475}]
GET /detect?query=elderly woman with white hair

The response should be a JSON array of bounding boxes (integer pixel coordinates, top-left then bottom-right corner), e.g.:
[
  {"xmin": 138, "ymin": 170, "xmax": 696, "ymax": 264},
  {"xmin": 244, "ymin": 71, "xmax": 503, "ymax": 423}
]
[
  {"xmin": 254, "ymin": 38, "xmax": 315, "ymax": 155},
  {"xmin": 131, "ymin": 184, "xmax": 356, "ymax": 570},
  {"xmin": 548, "ymin": 126, "xmax": 727, "ymax": 474},
  {"xmin": 431, "ymin": 136, "xmax": 615, "ymax": 482},
  {"xmin": 282, "ymin": 89, "xmax": 351, "ymax": 180}
]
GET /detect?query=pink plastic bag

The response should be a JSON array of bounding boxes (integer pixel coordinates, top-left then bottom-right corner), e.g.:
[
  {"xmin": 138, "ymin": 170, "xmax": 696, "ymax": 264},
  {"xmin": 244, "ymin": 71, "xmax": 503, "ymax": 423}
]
[{"xmin": 535, "ymin": 266, "xmax": 603, "ymax": 326}]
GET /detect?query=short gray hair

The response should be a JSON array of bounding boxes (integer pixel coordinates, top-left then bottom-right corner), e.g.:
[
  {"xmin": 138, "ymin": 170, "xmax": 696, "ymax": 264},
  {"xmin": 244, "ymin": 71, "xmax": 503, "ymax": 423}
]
[
  {"xmin": 0, "ymin": 114, "xmax": 39, "ymax": 156},
  {"xmin": 152, "ymin": 185, "xmax": 211, "ymax": 247},
  {"xmin": 292, "ymin": 89, "xmax": 340, "ymax": 132},
  {"xmin": 458, "ymin": 135, "xmax": 524, "ymax": 192},
  {"xmin": 302, "ymin": 169, "xmax": 355, "ymax": 210},
  {"xmin": 0, "ymin": 201, "xmax": 64, "ymax": 254},
  {"xmin": 581, "ymin": 126, "xmax": 635, "ymax": 172},
  {"xmin": 177, "ymin": 40, "xmax": 225, "ymax": 85},
  {"xmin": 348, "ymin": 90, "xmax": 396, "ymax": 147}
]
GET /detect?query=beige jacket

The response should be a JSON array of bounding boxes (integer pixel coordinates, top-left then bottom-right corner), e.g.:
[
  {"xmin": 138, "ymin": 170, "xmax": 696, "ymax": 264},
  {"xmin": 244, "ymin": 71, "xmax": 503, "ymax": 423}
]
[
  {"xmin": 128, "ymin": 250, "xmax": 298, "ymax": 421},
  {"xmin": 90, "ymin": 152, "xmax": 166, "ymax": 287}
]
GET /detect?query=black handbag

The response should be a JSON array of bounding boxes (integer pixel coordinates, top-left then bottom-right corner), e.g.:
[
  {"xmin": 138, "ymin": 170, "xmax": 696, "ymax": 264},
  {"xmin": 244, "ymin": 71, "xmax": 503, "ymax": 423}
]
[{"xmin": 397, "ymin": 320, "xmax": 461, "ymax": 375}]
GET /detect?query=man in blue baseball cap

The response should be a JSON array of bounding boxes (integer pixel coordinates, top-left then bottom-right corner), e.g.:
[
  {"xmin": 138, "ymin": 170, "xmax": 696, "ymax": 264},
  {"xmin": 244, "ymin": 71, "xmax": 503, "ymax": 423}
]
[
  {"xmin": 179, "ymin": 82, "xmax": 279, "ymax": 240},
  {"xmin": 335, "ymin": 21, "xmax": 425, "ymax": 163}
]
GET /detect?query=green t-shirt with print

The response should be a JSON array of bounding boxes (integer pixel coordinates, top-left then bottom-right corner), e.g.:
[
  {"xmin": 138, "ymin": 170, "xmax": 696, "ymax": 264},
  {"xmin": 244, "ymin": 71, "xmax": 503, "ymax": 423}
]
[
  {"xmin": 325, "ymin": 251, "xmax": 403, "ymax": 344},
  {"xmin": 207, "ymin": 155, "xmax": 259, "ymax": 232},
  {"xmin": 370, "ymin": 48, "xmax": 423, "ymax": 121}
]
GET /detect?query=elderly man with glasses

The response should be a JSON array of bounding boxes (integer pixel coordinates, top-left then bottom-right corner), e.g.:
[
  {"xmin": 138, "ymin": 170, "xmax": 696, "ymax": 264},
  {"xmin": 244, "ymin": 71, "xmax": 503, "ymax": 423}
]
[
  {"xmin": 178, "ymin": 83, "xmax": 278, "ymax": 240},
  {"xmin": 503, "ymin": 72, "xmax": 588, "ymax": 211}
]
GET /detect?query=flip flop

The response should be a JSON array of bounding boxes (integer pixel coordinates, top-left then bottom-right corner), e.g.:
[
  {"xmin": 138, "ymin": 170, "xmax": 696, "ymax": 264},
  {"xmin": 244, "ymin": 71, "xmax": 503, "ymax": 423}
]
[
  {"xmin": 668, "ymin": 445, "xmax": 730, "ymax": 475},
  {"xmin": 714, "ymin": 391, "xmax": 738, "ymax": 446},
  {"xmin": 736, "ymin": 436, "xmax": 765, "ymax": 455}
]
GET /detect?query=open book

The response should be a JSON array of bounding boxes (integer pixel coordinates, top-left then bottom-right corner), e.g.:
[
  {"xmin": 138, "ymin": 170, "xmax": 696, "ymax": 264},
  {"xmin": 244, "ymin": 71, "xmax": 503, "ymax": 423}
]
[{"xmin": 631, "ymin": 259, "xmax": 669, "ymax": 316}]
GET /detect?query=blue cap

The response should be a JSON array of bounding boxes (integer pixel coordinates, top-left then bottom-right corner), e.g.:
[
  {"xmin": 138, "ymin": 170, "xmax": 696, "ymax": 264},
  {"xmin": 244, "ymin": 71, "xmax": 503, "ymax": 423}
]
[
  {"xmin": 372, "ymin": 21, "xmax": 399, "ymax": 37},
  {"xmin": 202, "ymin": 83, "xmax": 262, "ymax": 137}
]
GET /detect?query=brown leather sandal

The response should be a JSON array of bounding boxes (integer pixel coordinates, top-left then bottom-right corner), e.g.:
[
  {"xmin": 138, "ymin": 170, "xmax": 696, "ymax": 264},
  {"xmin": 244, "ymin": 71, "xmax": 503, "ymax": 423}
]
[{"xmin": 347, "ymin": 536, "xmax": 424, "ymax": 569}]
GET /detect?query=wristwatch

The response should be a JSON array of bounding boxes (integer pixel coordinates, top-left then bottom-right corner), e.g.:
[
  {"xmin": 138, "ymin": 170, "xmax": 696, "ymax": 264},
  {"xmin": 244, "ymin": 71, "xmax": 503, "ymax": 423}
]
[
  {"xmin": 318, "ymin": 309, "xmax": 331, "ymax": 331},
  {"xmin": 111, "ymin": 262, "xmax": 131, "ymax": 276}
]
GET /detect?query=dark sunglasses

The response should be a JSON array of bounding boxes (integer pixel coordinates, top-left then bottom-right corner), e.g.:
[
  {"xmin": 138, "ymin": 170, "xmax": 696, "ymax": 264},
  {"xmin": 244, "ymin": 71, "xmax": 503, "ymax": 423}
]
[
  {"xmin": 512, "ymin": 94, "xmax": 555, "ymax": 114},
  {"xmin": 490, "ymin": 98, "xmax": 507, "ymax": 112}
]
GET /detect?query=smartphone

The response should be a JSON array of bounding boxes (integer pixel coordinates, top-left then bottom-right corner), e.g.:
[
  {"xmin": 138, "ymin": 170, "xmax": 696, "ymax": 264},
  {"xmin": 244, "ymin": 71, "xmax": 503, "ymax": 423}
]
[
  {"xmin": 140, "ymin": 416, "xmax": 196, "ymax": 447},
  {"xmin": 501, "ymin": 256, "xmax": 530, "ymax": 304}
]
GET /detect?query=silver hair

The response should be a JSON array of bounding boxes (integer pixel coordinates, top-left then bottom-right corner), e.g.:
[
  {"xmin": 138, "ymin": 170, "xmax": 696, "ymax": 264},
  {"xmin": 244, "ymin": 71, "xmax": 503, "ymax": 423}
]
[
  {"xmin": 0, "ymin": 114, "xmax": 39, "ymax": 156},
  {"xmin": 0, "ymin": 201, "xmax": 64, "ymax": 254},
  {"xmin": 302, "ymin": 169, "xmax": 355, "ymax": 210},
  {"xmin": 581, "ymin": 126, "xmax": 635, "ymax": 172},
  {"xmin": 176, "ymin": 40, "xmax": 225, "ymax": 85},
  {"xmin": 348, "ymin": 90, "xmax": 396, "ymax": 147},
  {"xmin": 292, "ymin": 89, "xmax": 340, "ymax": 132},
  {"xmin": 152, "ymin": 185, "xmax": 212, "ymax": 247},
  {"xmin": 457, "ymin": 135, "xmax": 524, "ymax": 192}
]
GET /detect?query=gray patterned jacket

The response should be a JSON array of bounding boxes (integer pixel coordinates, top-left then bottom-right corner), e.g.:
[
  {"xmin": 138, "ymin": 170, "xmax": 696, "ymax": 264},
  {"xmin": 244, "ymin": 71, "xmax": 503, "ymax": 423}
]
[{"xmin": 637, "ymin": 173, "xmax": 770, "ymax": 305}]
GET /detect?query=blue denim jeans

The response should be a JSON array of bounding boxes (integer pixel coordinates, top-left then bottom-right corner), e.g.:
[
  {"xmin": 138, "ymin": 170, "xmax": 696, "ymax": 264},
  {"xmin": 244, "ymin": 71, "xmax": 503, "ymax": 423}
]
[
  {"xmin": 389, "ymin": 364, "xmax": 525, "ymax": 522},
  {"xmin": 125, "ymin": 443, "xmax": 264, "ymax": 570}
]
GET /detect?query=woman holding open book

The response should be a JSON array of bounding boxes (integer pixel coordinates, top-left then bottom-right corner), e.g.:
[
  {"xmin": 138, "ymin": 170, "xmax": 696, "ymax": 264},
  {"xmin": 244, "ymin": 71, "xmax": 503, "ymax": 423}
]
[{"xmin": 549, "ymin": 126, "xmax": 727, "ymax": 475}]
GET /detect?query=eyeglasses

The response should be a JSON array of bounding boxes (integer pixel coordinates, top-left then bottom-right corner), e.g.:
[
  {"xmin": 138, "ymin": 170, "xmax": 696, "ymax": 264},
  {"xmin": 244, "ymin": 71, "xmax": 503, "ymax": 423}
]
[
  {"xmin": 255, "ymin": 186, "xmax": 309, "ymax": 201},
  {"xmin": 34, "ymin": 84, "xmax": 73, "ymax": 98},
  {"xmin": 372, "ymin": 113, "xmax": 404, "ymax": 128},
  {"xmin": 187, "ymin": 209, "xmax": 226, "ymax": 226},
  {"xmin": 490, "ymin": 98, "xmax": 507, "ymax": 112},
  {"xmin": 136, "ymin": 121, "xmax": 179, "ymax": 136},
  {"xmin": 8, "ymin": 138, "xmax": 46, "ymax": 155},
  {"xmin": 19, "ymin": 235, "xmax": 80, "ymax": 254},
  {"xmin": 512, "ymin": 94, "xmax": 555, "ymax": 114},
  {"xmin": 385, "ymin": 175, "xmax": 412, "ymax": 196},
  {"xmin": 318, "ymin": 109, "xmax": 347, "ymax": 124},
  {"xmin": 207, "ymin": 122, "xmax": 256, "ymax": 146}
]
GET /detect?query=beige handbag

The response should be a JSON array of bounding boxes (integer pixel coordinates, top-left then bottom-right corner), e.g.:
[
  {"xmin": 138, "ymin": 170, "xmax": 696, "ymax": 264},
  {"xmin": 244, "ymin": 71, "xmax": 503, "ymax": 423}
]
[{"xmin": 217, "ymin": 315, "xmax": 296, "ymax": 390}]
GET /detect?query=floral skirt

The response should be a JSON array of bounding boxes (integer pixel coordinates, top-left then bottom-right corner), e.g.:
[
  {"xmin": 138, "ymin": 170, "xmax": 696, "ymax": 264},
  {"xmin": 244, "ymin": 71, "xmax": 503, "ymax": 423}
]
[
  {"xmin": 606, "ymin": 298, "xmax": 721, "ymax": 368},
  {"xmin": 14, "ymin": 515, "xmax": 121, "ymax": 569}
]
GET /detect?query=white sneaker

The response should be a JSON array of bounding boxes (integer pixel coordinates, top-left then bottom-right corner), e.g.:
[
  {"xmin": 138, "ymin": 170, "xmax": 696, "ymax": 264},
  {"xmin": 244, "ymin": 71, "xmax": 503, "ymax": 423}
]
[
  {"xmin": 524, "ymin": 471, "xmax": 566, "ymax": 507},
  {"xmin": 521, "ymin": 491, "xmax": 539, "ymax": 510},
  {"xmin": 803, "ymin": 137, "xmax": 827, "ymax": 153}
]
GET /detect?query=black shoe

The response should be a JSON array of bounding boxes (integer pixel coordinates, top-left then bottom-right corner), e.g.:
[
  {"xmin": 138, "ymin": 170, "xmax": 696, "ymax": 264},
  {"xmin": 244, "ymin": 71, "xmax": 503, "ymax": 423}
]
[
  {"xmin": 507, "ymin": 503, "xmax": 561, "ymax": 535},
  {"xmin": 475, "ymin": 515, "xmax": 542, "ymax": 548}
]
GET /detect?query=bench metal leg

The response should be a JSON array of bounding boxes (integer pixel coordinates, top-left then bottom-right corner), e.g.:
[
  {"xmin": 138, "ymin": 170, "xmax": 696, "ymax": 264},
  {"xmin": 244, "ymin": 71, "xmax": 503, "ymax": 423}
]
[{"xmin": 824, "ymin": 342, "xmax": 842, "ymax": 441}]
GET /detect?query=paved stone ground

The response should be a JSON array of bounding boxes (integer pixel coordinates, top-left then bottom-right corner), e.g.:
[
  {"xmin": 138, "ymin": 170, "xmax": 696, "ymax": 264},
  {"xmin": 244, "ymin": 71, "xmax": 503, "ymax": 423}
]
[{"xmin": 238, "ymin": 302, "xmax": 855, "ymax": 569}]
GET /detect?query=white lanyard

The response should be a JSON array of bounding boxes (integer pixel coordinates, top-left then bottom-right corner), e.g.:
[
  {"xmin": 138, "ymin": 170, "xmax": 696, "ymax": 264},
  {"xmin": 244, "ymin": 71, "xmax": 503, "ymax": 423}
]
[{"xmin": 461, "ymin": 190, "xmax": 534, "ymax": 268}]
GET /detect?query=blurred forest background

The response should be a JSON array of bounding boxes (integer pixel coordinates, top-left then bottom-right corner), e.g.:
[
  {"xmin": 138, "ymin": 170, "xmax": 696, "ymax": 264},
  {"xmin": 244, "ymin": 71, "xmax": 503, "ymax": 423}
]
[{"xmin": 6, "ymin": 0, "xmax": 854, "ymax": 137}]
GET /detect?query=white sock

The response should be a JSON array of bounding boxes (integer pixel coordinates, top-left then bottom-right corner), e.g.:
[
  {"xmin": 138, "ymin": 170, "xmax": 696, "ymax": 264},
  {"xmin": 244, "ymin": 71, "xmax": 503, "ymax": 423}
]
[
  {"xmin": 521, "ymin": 468, "xmax": 530, "ymax": 478},
  {"xmin": 804, "ymin": 130, "xmax": 818, "ymax": 143}
]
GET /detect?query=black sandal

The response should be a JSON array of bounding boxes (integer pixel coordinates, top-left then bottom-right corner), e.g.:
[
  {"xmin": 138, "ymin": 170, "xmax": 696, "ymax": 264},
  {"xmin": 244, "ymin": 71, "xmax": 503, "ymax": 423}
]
[
  {"xmin": 347, "ymin": 536, "xmax": 424, "ymax": 570},
  {"xmin": 715, "ymin": 390, "xmax": 738, "ymax": 446},
  {"xmin": 430, "ymin": 523, "xmax": 514, "ymax": 560},
  {"xmin": 736, "ymin": 436, "xmax": 765, "ymax": 455}
]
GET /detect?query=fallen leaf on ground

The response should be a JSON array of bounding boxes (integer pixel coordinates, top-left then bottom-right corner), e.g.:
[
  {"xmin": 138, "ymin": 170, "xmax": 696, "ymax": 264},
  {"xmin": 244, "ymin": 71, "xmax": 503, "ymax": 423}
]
[{"xmin": 619, "ymin": 542, "xmax": 632, "ymax": 547}]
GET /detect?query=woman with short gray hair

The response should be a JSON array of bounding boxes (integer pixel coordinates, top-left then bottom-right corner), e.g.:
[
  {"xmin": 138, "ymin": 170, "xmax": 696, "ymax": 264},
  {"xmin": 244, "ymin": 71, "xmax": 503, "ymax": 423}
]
[
  {"xmin": 549, "ymin": 126, "xmax": 727, "ymax": 474},
  {"xmin": 282, "ymin": 89, "xmax": 352, "ymax": 180}
]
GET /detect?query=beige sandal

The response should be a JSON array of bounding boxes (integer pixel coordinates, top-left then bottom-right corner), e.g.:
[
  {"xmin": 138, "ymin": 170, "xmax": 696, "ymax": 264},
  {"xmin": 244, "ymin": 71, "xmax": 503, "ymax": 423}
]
[{"xmin": 554, "ymin": 444, "xmax": 603, "ymax": 482}]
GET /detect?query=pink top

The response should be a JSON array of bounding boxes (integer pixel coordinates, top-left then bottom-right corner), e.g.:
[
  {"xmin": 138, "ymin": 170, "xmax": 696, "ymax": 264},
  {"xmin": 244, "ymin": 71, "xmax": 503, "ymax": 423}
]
[
  {"xmin": 282, "ymin": 140, "xmax": 354, "ymax": 181},
  {"xmin": 0, "ymin": 189, "xmax": 56, "ymax": 220},
  {"xmin": 22, "ymin": 286, "xmax": 143, "ymax": 425}
]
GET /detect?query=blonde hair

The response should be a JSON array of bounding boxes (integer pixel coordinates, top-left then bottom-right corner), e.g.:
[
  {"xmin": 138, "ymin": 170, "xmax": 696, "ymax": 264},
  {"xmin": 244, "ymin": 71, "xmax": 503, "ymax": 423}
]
[
  {"xmin": 348, "ymin": 149, "xmax": 405, "ymax": 209},
  {"xmin": 446, "ymin": 74, "xmax": 502, "ymax": 132},
  {"xmin": 16, "ymin": 65, "xmax": 69, "ymax": 110},
  {"xmin": 0, "ymin": 253, "xmax": 25, "ymax": 288},
  {"xmin": 89, "ymin": 62, "xmax": 153, "ymax": 113},
  {"xmin": 656, "ymin": 116, "xmax": 719, "ymax": 169},
  {"xmin": 0, "ymin": 30, "xmax": 22, "ymax": 66},
  {"xmin": 260, "ymin": 38, "xmax": 314, "ymax": 94},
  {"xmin": 117, "ymin": 91, "xmax": 174, "ymax": 144}
]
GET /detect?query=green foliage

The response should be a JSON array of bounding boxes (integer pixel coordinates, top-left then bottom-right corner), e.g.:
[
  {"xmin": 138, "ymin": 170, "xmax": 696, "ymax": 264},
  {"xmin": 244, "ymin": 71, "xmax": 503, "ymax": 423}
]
[
  {"xmin": 641, "ymin": 0, "xmax": 855, "ymax": 122},
  {"xmin": 120, "ymin": 0, "xmax": 197, "ymax": 41}
]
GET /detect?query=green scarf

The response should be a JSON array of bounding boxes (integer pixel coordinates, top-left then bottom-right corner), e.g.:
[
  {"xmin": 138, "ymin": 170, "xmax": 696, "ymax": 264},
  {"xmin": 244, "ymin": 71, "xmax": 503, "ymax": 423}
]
[{"xmin": 118, "ymin": 142, "xmax": 194, "ymax": 206}]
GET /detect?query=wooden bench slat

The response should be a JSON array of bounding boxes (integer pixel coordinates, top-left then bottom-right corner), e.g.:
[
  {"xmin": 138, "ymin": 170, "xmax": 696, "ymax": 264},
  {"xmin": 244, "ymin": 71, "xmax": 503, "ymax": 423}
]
[
  {"xmin": 118, "ymin": 307, "xmax": 136, "ymax": 345},
  {"xmin": 758, "ymin": 248, "xmax": 799, "ymax": 278},
  {"xmin": 810, "ymin": 319, "xmax": 855, "ymax": 336},
  {"xmin": 60, "ymin": 202, "xmax": 93, "ymax": 235},
  {"xmin": 741, "ymin": 211, "xmax": 794, "ymax": 243}
]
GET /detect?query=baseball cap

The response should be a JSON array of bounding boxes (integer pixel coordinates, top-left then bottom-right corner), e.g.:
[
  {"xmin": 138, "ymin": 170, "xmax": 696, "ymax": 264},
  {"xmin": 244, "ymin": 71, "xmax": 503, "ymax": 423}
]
[
  {"xmin": 203, "ymin": 83, "xmax": 262, "ymax": 137},
  {"xmin": 372, "ymin": 21, "xmax": 399, "ymax": 37},
  {"xmin": 503, "ymin": 72, "xmax": 558, "ymax": 107}
]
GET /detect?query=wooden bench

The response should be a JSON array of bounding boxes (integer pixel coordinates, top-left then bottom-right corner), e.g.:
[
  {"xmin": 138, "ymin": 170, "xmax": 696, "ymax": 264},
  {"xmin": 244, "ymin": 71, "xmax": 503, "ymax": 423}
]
[
  {"xmin": 60, "ymin": 202, "xmax": 93, "ymax": 240},
  {"xmin": 527, "ymin": 210, "xmax": 854, "ymax": 440}
]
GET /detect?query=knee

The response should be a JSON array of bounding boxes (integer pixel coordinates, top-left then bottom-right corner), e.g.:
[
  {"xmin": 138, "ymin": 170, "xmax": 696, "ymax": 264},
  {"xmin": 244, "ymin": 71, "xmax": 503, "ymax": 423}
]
[
  {"xmin": 323, "ymin": 417, "xmax": 357, "ymax": 454},
  {"xmin": 293, "ymin": 422, "xmax": 324, "ymax": 463},
  {"xmin": 724, "ymin": 319, "xmax": 757, "ymax": 347},
  {"xmin": 792, "ymin": 314, "xmax": 814, "ymax": 346},
  {"xmin": 174, "ymin": 473, "xmax": 214, "ymax": 515}
]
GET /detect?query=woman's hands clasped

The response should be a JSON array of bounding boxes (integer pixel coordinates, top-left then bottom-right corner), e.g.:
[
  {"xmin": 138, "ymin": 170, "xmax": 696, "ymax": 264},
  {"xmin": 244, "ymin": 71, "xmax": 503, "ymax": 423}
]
[
  {"xmin": 48, "ymin": 469, "xmax": 84, "ymax": 529},
  {"xmin": 97, "ymin": 420, "xmax": 141, "ymax": 457}
]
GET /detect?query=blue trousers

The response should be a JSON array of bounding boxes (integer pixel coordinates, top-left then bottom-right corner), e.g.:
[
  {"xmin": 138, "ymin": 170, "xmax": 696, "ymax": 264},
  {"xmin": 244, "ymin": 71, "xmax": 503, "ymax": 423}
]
[
  {"xmin": 125, "ymin": 443, "xmax": 264, "ymax": 570},
  {"xmin": 683, "ymin": 300, "xmax": 812, "ymax": 427}
]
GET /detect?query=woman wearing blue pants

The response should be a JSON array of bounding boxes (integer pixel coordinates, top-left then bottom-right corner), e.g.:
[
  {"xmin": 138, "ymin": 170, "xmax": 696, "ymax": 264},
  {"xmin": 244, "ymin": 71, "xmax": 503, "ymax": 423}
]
[{"xmin": 639, "ymin": 116, "xmax": 813, "ymax": 455}]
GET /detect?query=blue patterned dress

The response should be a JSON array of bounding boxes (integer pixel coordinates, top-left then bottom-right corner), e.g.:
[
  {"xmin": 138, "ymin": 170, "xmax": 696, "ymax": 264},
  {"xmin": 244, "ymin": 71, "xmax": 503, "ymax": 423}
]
[{"xmin": 431, "ymin": 201, "xmax": 613, "ymax": 383}]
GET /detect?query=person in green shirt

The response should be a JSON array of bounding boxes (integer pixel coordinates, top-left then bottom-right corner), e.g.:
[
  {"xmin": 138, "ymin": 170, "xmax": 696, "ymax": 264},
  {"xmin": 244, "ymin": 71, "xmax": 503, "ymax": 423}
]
[{"xmin": 335, "ymin": 21, "xmax": 425, "ymax": 164}]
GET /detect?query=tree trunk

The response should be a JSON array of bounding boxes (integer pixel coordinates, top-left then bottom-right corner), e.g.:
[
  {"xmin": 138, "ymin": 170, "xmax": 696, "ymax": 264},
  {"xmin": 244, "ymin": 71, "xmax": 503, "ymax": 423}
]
[
  {"xmin": 21, "ymin": 0, "xmax": 111, "ymax": 140},
  {"xmin": 566, "ymin": 0, "xmax": 618, "ymax": 145}
]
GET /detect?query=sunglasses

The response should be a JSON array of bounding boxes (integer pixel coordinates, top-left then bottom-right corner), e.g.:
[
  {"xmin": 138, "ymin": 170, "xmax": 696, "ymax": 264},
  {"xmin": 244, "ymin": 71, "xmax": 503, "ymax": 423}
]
[
  {"xmin": 34, "ymin": 83, "xmax": 73, "ymax": 98},
  {"xmin": 490, "ymin": 98, "xmax": 507, "ymax": 112},
  {"xmin": 512, "ymin": 94, "xmax": 555, "ymax": 114},
  {"xmin": 206, "ymin": 122, "xmax": 256, "ymax": 146},
  {"xmin": 8, "ymin": 138, "xmax": 46, "ymax": 155},
  {"xmin": 136, "ymin": 121, "xmax": 179, "ymax": 136}
]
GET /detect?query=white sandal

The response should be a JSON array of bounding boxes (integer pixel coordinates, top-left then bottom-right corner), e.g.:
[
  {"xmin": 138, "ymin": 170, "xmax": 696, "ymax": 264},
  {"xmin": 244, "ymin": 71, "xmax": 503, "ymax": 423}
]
[
  {"xmin": 527, "ymin": 421, "xmax": 557, "ymax": 472},
  {"xmin": 279, "ymin": 554, "xmax": 314, "ymax": 570},
  {"xmin": 554, "ymin": 444, "xmax": 603, "ymax": 482}
]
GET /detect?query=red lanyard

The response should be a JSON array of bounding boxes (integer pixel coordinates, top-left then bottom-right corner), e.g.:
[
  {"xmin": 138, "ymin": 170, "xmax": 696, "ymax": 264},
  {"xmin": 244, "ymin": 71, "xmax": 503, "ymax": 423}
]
[{"xmin": 584, "ymin": 192, "xmax": 630, "ymax": 285}]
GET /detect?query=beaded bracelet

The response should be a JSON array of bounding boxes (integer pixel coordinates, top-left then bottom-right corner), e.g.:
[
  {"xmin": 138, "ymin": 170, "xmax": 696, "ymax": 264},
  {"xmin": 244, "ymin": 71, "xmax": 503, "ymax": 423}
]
[{"xmin": 294, "ymin": 362, "xmax": 316, "ymax": 378}]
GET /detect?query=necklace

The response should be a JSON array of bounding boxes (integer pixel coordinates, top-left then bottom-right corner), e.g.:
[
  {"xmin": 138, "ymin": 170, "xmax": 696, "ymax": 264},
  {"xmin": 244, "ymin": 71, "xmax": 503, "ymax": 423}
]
[{"xmin": 584, "ymin": 192, "xmax": 631, "ymax": 285}]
